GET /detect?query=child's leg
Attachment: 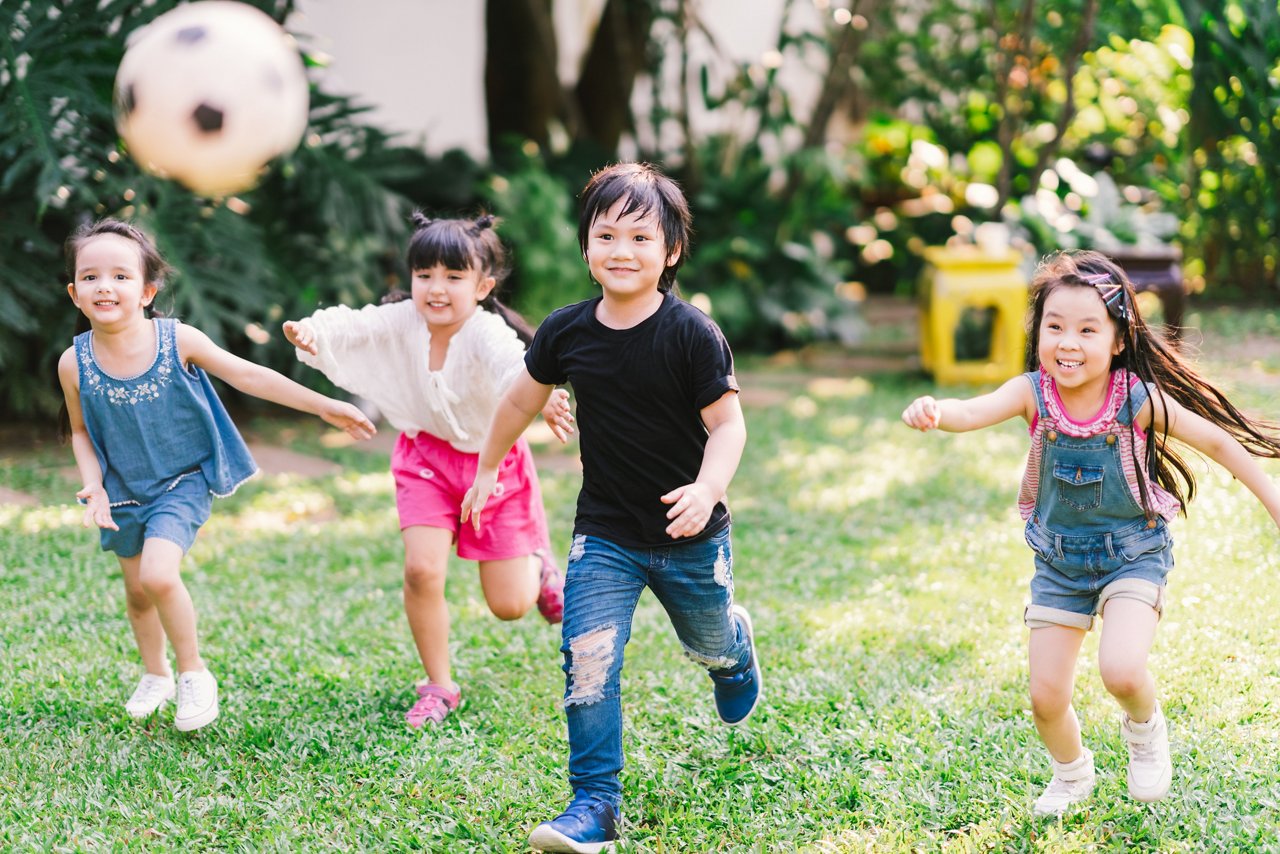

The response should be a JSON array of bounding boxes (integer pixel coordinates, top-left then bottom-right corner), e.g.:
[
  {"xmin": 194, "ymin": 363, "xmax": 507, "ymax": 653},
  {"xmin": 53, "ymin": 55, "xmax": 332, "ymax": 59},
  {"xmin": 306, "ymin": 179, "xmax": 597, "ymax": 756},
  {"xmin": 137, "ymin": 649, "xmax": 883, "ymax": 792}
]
[
  {"xmin": 477, "ymin": 556, "xmax": 540, "ymax": 621},
  {"xmin": 1097, "ymin": 597, "xmax": 1159, "ymax": 720},
  {"xmin": 1027, "ymin": 625, "xmax": 1088, "ymax": 762},
  {"xmin": 137, "ymin": 537, "xmax": 203, "ymax": 673},
  {"xmin": 119, "ymin": 552, "xmax": 171, "ymax": 676},
  {"xmin": 402, "ymin": 525, "xmax": 456, "ymax": 688},
  {"xmin": 560, "ymin": 535, "xmax": 646, "ymax": 809}
]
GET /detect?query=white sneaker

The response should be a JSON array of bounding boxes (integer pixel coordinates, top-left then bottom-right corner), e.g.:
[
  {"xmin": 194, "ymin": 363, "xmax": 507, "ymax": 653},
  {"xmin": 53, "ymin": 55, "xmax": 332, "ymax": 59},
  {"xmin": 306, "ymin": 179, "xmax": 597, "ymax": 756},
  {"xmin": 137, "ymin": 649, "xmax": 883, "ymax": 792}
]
[
  {"xmin": 1121, "ymin": 705, "xmax": 1172, "ymax": 802},
  {"xmin": 174, "ymin": 668, "xmax": 219, "ymax": 732},
  {"xmin": 125, "ymin": 672, "xmax": 175, "ymax": 718},
  {"xmin": 1032, "ymin": 748, "xmax": 1096, "ymax": 817}
]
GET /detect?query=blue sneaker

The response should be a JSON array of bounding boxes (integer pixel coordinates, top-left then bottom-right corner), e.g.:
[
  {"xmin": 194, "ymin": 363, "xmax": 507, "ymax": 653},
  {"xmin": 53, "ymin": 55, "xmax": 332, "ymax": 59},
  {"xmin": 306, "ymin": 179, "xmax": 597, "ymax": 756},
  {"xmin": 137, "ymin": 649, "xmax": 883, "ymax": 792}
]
[
  {"xmin": 710, "ymin": 604, "xmax": 762, "ymax": 726},
  {"xmin": 527, "ymin": 797, "xmax": 619, "ymax": 853}
]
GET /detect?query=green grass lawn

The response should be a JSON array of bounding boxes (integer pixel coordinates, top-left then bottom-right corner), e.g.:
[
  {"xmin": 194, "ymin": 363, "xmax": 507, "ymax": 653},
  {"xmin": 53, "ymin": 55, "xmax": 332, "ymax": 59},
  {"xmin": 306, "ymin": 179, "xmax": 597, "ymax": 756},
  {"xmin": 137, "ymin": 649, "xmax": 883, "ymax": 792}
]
[{"xmin": 2, "ymin": 306, "xmax": 1278, "ymax": 851}]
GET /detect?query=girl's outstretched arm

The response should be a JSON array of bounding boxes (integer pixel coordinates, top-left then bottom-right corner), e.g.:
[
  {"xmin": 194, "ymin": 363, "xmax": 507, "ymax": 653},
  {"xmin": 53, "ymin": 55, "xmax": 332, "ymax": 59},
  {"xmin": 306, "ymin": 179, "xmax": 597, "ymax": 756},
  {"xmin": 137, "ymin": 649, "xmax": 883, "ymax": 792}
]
[
  {"xmin": 1151, "ymin": 394, "xmax": 1280, "ymax": 528},
  {"xmin": 57, "ymin": 348, "xmax": 119, "ymax": 531},
  {"xmin": 175, "ymin": 324, "xmax": 376, "ymax": 440},
  {"xmin": 462, "ymin": 369, "xmax": 554, "ymax": 532},
  {"xmin": 661, "ymin": 390, "xmax": 746, "ymax": 539},
  {"xmin": 902, "ymin": 375, "xmax": 1035, "ymax": 433}
]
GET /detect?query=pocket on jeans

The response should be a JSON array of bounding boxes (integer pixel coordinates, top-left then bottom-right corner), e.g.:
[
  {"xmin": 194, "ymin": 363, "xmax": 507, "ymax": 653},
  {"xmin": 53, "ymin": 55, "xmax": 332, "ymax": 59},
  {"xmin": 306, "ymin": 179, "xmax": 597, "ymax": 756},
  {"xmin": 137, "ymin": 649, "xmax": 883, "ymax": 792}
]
[
  {"xmin": 1116, "ymin": 525, "xmax": 1169, "ymax": 561},
  {"xmin": 1024, "ymin": 521, "xmax": 1054, "ymax": 561},
  {"xmin": 1053, "ymin": 461, "xmax": 1103, "ymax": 511}
]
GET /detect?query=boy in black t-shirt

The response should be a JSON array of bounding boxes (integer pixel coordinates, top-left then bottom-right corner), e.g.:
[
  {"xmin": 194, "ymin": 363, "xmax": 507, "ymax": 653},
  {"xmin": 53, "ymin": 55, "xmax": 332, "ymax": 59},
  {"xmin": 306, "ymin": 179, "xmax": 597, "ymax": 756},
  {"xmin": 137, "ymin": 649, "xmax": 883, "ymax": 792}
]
[{"xmin": 463, "ymin": 162, "xmax": 761, "ymax": 853}]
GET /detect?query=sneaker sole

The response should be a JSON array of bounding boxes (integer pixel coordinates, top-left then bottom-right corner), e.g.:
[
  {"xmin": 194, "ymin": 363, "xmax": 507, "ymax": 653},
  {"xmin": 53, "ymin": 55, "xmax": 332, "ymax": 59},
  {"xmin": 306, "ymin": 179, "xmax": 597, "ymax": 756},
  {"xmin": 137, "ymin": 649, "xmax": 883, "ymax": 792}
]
[
  {"xmin": 528, "ymin": 823, "xmax": 616, "ymax": 854},
  {"xmin": 723, "ymin": 604, "xmax": 762, "ymax": 727},
  {"xmin": 175, "ymin": 700, "xmax": 219, "ymax": 732}
]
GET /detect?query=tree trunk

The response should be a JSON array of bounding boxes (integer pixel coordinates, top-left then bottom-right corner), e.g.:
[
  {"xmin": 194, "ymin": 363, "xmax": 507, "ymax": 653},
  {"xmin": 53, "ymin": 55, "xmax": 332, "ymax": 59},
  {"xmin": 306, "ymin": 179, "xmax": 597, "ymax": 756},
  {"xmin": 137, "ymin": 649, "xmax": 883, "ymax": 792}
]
[
  {"xmin": 572, "ymin": 0, "xmax": 652, "ymax": 153},
  {"xmin": 484, "ymin": 0, "xmax": 562, "ymax": 157}
]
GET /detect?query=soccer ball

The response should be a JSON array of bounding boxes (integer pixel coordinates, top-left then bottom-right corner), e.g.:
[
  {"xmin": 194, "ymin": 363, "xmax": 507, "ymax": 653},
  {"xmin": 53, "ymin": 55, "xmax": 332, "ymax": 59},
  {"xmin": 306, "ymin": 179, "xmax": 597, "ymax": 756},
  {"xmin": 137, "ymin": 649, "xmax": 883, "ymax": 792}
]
[{"xmin": 113, "ymin": 1, "xmax": 309, "ymax": 197}]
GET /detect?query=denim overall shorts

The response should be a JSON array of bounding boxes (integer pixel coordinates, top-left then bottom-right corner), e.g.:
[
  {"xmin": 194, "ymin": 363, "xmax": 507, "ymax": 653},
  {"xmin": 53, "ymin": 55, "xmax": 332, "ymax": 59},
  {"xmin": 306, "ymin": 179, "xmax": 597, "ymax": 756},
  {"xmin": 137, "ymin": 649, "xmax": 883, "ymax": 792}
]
[{"xmin": 1023, "ymin": 372, "xmax": 1174, "ymax": 630}]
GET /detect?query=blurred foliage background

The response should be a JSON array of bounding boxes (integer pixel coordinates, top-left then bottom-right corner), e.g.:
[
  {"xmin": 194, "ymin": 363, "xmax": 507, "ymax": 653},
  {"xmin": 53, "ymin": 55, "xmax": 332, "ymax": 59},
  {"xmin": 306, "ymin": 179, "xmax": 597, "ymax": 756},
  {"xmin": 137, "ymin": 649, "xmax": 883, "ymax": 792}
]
[{"xmin": 1, "ymin": 0, "xmax": 1276, "ymax": 419}]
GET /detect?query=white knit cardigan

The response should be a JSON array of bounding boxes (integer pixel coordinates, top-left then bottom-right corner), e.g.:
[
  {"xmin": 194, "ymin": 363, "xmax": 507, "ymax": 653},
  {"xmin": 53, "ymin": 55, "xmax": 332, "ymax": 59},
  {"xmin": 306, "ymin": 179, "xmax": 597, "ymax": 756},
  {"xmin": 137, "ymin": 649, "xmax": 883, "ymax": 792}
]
[{"xmin": 294, "ymin": 300, "xmax": 526, "ymax": 452}]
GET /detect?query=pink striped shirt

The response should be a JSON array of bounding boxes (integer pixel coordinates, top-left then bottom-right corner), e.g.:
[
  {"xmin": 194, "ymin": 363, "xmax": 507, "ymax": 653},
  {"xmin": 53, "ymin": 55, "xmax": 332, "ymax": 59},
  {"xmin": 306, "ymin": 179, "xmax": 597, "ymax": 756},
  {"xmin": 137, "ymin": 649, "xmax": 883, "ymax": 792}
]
[{"xmin": 1018, "ymin": 370, "xmax": 1181, "ymax": 522}]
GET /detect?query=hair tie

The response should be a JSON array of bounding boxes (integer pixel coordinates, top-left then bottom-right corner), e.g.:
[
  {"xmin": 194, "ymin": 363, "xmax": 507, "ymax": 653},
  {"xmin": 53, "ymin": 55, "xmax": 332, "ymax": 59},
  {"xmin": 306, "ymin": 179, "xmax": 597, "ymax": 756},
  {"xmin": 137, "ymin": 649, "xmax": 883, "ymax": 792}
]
[
  {"xmin": 475, "ymin": 214, "xmax": 495, "ymax": 230},
  {"xmin": 410, "ymin": 211, "xmax": 433, "ymax": 230}
]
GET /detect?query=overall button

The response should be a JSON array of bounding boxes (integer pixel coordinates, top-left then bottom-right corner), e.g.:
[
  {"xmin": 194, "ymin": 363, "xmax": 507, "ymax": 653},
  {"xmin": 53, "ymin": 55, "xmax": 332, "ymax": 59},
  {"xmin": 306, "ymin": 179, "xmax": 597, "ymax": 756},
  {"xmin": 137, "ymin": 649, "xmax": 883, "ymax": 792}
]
[
  {"xmin": 1106, "ymin": 434, "xmax": 1117, "ymax": 445},
  {"xmin": 1047, "ymin": 430, "xmax": 1058, "ymax": 442}
]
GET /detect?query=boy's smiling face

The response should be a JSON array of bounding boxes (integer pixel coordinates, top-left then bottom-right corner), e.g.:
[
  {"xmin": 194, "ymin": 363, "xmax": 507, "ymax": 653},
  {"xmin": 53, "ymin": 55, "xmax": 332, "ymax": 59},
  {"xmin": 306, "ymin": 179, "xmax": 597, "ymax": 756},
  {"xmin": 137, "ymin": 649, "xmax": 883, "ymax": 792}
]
[{"xmin": 585, "ymin": 199, "xmax": 681, "ymax": 302}]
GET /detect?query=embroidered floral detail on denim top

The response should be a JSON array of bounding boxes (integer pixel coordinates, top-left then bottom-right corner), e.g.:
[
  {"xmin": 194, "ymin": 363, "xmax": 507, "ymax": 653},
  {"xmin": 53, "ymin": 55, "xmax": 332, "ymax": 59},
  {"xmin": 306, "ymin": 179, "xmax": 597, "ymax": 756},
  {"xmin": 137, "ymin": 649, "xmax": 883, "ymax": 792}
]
[{"xmin": 82, "ymin": 325, "xmax": 175, "ymax": 406}]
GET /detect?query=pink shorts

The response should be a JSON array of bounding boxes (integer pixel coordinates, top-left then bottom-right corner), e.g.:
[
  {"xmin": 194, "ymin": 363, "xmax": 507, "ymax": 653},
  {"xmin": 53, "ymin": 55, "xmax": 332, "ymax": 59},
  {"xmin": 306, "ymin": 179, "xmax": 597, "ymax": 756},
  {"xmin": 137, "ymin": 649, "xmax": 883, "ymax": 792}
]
[{"xmin": 391, "ymin": 431, "xmax": 550, "ymax": 561}]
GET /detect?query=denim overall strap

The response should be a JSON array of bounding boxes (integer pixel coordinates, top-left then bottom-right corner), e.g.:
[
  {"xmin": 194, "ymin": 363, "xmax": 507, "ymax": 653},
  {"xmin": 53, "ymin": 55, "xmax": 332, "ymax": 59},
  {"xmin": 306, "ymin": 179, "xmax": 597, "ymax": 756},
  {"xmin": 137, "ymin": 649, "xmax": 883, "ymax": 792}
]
[
  {"xmin": 1115, "ymin": 373, "xmax": 1150, "ymax": 428},
  {"xmin": 1026, "ymin": 370, "xmax": 1049, "ymax": 419}
]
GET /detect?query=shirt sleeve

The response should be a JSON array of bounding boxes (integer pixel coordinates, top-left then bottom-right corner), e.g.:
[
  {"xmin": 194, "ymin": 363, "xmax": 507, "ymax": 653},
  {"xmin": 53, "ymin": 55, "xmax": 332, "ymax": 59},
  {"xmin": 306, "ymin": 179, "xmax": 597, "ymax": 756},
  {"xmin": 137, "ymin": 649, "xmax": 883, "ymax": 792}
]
[
  {"xmin": 688, "ymin": 312, "xmax": 739, "ymax": 411},
  {"xmin": 525, "ymin": 307, "xmax": 569, "ymax": 386},
  {"xmin": 294, "ymin": 301, "xmax": 413, "ymax": 399},
  {"xmin": 470, "ymin": 310, "xmax": 528, "ymax": 394}
]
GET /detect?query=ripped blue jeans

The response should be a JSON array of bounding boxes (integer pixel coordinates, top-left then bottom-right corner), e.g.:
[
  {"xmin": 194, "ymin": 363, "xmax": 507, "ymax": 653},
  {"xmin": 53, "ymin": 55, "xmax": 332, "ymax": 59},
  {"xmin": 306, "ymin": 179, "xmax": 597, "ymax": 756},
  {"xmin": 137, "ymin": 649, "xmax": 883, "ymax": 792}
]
[{"xmin": 559, "ymin": 527, "xmax": 748, "ymax": 809}]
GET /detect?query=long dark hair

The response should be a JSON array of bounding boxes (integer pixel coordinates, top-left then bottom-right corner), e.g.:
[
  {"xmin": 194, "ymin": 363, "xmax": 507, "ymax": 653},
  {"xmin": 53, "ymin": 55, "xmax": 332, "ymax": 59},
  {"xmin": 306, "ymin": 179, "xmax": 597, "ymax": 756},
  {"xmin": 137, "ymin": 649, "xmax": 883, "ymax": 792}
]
[
  {"xmin": 577, "ymin": 162, "xmax": 692, "ymax": 294},
  {"xmin": 394, "ymin": 211, "xmax": 534, "ymax": 345},
  {"xmin": 59, "ymin": 218, "xmax": 174, "ymax": 441},
  {"xmin": 1025, "ymin": 249, "xmax": 1280, "ymax": 517}
]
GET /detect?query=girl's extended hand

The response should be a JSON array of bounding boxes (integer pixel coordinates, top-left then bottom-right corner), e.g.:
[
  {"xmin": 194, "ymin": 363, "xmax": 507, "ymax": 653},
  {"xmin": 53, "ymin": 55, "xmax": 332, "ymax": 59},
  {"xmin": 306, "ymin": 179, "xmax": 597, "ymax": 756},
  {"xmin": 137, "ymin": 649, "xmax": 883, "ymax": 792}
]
[
  {"xmin": 76, "ymin": 485, "xmax": 119, "ymax": 531},
  {"xmin": 902, "ymin": 396, "xmax": 942, "ymax": 431},
  {"xmin": 282, "ymin": 320, "xmax": 317, "ymax": 356},
  {"xmin": 660, "ymin": 481, "xmax": 717, "ymax": 539},
  {"xmin": 541, "ymin": 388, "xmax": 575, "ymax": 443},
  {"xmin": 461, "ymin": 468, "xmax": 499, "ymax": 533},
  {"xmin": 319, "ymin": 399, "xmax": 377, "ymax": 440}
]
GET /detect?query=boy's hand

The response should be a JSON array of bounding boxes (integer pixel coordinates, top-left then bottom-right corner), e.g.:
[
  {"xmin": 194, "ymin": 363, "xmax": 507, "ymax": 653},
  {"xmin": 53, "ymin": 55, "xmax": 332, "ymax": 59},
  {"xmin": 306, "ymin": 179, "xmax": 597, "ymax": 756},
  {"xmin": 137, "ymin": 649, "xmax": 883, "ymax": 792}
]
[
  {"xmin": 660, "ymin": 481, "xmax": 717, "ymax": 539},
  {"xmin": 541, "ymin": 388, "xmax": 575, "ymax": 443},
  {"xmin": 902, "ymin": 396, "xmax": 941, "ymax": 431},
  {"xmin": 76, "ymin": 485, "xmax": 119, "ymax": 531},
  {"xmin": 283, "ymin": 320, "xmax": 317, "ymax": 356},
  {"xmin": 461, "ymin": 468, "xmax": 499, "ymax": 533},
  {"xmin": 320, "ymin": 399, "xmax": 377, "ymax": 440}
]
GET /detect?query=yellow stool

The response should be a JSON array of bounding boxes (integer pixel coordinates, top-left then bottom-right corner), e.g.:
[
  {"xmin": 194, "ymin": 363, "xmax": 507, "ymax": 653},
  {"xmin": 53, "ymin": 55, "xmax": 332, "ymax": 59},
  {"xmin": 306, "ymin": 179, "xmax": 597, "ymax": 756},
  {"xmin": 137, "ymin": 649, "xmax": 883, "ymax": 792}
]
[{"xmin": 918, "ymin": 246, "xmax": 1029, "ymax": 384}]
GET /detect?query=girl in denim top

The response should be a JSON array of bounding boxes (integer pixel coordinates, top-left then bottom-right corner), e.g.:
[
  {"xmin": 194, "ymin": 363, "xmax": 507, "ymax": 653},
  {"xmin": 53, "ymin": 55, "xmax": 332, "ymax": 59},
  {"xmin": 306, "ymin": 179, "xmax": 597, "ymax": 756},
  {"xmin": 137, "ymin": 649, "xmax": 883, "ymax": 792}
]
[
  {"xmin": 58, "ymin": 219, "xmax": 375, "ymax": 732},
  {"xmin": 903, "ymin": 250, "xmax": 1280, "ymax": 817}
]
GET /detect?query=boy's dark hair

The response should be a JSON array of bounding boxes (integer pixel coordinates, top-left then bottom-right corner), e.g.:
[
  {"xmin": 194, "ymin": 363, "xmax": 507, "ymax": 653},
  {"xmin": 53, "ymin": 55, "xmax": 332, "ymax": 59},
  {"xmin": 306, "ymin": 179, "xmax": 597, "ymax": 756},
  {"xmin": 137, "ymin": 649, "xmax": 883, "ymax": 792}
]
[
  {"xmin": 65, "ymin": 217, "xmax": 173, "ymax": 319},
  {"xmin": 1026, "ymin": 249, "xmax": 1280, "ymax": 517},
  {"xmin": 577, "ymin": 162, "xmax": 692, "ymax": 294},
  {"xmin": 400, "ymin": 211, "xmax": 534, "ymax": 345}
]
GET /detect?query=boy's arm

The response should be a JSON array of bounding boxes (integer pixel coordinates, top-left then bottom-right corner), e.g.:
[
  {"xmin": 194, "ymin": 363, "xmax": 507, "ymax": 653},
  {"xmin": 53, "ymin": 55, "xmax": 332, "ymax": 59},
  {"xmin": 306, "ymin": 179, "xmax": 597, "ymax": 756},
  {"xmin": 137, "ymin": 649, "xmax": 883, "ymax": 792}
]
[
  {"xmin": 1151, "ymin": 394, "xmax": 1280, "ymax": 528},
  {"xmin": 661, "ymin": 390, "xmax": 747, "ymax": 539},
  {"xmin": 58, "ymin": 348, "xmax": 118, "ymax": 531},
  {"xmin": 176, "ymin": 324, "xmax": 376, "ymax": 440},
  {"xmin": 462, "ymin": 369, "xmax": 555, "ymax": 531},
  {"xmin": 902, "ymin": 374, "xmax": 1034, "ymax": 433}
]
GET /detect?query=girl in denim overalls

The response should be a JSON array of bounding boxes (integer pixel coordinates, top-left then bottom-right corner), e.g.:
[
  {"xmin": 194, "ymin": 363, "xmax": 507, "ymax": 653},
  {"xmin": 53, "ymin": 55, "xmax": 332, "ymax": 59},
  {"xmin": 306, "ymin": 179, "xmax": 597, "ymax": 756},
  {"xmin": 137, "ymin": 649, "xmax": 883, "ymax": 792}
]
[
  {"xmin": 58, "ymin": 219, "xmax": 376, "ymax": 732},
  {"xmin": 904, "ymin": 250, "xmax": 1280, "ymax": 816}
]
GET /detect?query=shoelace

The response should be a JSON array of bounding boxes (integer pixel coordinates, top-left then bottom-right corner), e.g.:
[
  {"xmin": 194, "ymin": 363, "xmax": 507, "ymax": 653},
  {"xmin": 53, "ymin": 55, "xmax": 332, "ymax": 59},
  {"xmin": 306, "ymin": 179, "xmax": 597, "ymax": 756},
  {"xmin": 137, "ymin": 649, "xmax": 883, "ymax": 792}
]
[
  {"xmin": 1040, "ymin": 773, "xmax": 1090, "ymax": 805},
  {"xmin": 178, "ymin": 673, "xmax": 209, "ymax": 709},
  {"xmin": 132, "ymin": 677, "xmax": 171, "ymax": 704}
]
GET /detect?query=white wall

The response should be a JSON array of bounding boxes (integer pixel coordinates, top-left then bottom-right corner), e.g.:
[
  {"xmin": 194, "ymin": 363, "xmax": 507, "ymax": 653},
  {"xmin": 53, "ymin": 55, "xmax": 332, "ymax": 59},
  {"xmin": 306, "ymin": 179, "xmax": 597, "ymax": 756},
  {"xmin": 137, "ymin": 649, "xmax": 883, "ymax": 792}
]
[{"xmin": 288, "ymin": 0, "xmax": 822, "ymax": 162}]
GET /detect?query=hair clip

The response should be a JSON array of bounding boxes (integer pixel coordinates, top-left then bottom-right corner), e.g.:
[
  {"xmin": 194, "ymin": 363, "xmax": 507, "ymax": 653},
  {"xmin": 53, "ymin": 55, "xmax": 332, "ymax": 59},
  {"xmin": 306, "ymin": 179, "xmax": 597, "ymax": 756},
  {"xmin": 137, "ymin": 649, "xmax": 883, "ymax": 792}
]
[{"xmin": 1082, "ymin": 272, "xmax": 1129, "ymax": 322}]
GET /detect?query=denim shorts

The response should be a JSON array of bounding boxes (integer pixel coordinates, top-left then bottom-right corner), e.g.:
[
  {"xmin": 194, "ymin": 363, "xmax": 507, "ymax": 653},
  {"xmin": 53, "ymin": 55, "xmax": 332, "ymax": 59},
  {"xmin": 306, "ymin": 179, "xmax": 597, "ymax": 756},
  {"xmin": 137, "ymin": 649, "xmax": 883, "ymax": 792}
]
[
  {"xmin": 100, "ymin": 471, "xmax": 213, "ymax": 558},
  {"xmin": 1023, "ymin": 517, "xmax": 1174, "ymax": 630}
]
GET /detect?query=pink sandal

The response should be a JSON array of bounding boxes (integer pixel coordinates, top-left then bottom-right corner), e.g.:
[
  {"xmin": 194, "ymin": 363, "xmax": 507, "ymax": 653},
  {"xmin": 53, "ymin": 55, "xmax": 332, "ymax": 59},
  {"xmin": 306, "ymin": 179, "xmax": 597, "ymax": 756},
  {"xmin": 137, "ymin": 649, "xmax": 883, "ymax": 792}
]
[
  {"xmin": 406, "ymin": 681, "xmax": 462, "ymax": 728},
  {"xmin": 535, "ymin": 549, "xmax": 564, "ymax": 624}
]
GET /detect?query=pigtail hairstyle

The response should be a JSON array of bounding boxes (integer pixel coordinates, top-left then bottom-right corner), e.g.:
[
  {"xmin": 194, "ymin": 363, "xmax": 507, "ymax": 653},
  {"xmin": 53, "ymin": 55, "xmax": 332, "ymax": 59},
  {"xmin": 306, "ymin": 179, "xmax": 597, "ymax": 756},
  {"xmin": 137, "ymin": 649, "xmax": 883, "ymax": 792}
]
[
  {"xmin": 577, "ymin": 162, "xmax": 692, "ymax": 295},
  {"xmin": 1025, "ymin": 249, "xmax": 1280, "ymax": 518},
  {"xmin": 404, "ymin": 211, "xmax": 535, "ymax": 345}
]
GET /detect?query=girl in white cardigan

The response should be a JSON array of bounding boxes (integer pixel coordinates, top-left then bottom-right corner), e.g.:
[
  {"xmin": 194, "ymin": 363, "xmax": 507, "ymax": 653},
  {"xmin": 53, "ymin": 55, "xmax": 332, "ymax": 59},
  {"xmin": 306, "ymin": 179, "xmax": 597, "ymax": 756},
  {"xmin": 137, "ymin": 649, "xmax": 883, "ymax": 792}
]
[{"xmin": 284, "ymin": 213, "xmax": 573, "ymax": 727}]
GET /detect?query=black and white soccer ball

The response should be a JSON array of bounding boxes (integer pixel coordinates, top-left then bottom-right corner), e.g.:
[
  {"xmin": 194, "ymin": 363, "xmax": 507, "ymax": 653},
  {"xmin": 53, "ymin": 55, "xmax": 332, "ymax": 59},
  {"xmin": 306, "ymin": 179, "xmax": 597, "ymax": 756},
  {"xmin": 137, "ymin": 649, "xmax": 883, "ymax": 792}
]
[{"xmin": 113, "ymin": 1, "xmax": 309, "ymax": 197}]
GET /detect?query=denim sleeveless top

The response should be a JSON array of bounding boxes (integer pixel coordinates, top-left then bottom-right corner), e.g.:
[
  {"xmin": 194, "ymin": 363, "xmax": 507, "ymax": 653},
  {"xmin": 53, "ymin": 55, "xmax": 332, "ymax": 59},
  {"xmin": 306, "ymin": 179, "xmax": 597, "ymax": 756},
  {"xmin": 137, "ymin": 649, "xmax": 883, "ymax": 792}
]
[
  {"xmin": 74, "ymin": 318, "xmax": 258, "ymax": 506},
  {"xmin": 1019, "ymin": 369, "xmax": 1180, "ymax": 535}
]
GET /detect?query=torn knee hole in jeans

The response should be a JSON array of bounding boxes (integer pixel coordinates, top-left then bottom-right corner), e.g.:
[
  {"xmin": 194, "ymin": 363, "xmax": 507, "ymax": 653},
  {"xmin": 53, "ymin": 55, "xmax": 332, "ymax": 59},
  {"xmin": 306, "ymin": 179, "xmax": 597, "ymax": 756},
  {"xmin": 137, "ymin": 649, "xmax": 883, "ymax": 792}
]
[
  {"xmin": 568, "ymin": 534, "xmax": 587, "ymax": 562},
  {"xmin": 565, "ymin": 624, "xmax": 617, "ymax": 707}
]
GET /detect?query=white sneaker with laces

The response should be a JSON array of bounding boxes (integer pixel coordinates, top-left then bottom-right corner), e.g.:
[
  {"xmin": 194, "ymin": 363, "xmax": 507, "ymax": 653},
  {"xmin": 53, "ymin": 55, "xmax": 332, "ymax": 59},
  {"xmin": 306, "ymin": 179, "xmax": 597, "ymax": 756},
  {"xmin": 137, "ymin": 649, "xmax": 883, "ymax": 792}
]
[
  {"xmin": 174, "ymin": 668, "xmax": 219, "ymax": 732},
  {"xmin": 1121, "ymin": 705, "xmax": 1172, "ymax": 802},
  {"xmin": 1032, "ymin": 748, "xmax": 1096, "ymax": 817},
  {"xmin": 125, "ymin": 672, "xmax": 175, "ymax": 718}
]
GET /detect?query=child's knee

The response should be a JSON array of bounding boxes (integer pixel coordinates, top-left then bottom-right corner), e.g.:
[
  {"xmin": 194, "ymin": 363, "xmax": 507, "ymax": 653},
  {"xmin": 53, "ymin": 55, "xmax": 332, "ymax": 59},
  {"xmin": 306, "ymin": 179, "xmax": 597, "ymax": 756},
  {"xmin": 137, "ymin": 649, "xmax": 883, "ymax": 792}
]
[
  {"xmin": 487, "ymin": 598, "xmax": 528, "ymax": 621},
  {"xmin": 1099, "ymin": 660, "xmax": 1148, "ymax": 700},
  {"xmin": 138, "ymin": 565, "xmax": 180, "ymax": 599},
  {"xmin": 565, "ymin": 624, "xmax": 619, "ymax": 707},
  {"xmin": 1029, "ymin": 678, "xmax": 1073, "ymax": 719},
  {"xmin": 403, "ymin": 557, "xmax": 446, "ymax": 594}
]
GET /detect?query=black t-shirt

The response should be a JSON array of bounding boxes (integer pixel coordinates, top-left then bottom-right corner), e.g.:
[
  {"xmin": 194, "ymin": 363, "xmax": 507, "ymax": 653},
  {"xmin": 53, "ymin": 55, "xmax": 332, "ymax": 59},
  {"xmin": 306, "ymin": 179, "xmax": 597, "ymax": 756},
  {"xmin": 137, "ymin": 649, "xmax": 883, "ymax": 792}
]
[{"xmin": 526, "ymin": 292, "xmax": 739, "ymax": 547}]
